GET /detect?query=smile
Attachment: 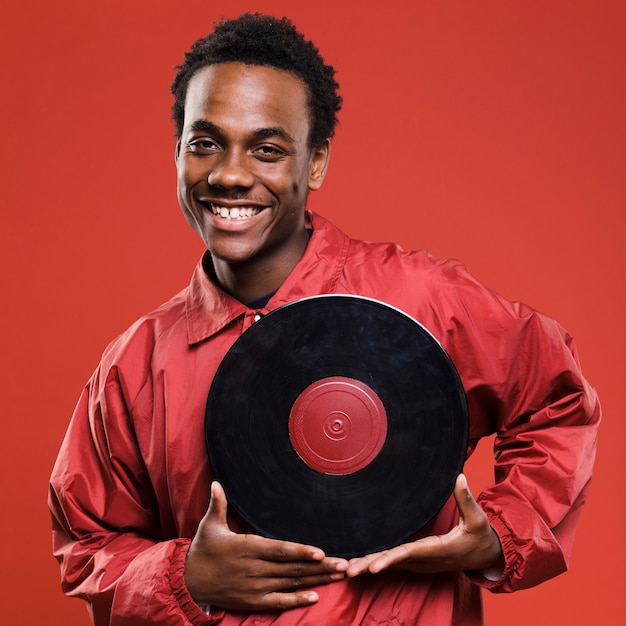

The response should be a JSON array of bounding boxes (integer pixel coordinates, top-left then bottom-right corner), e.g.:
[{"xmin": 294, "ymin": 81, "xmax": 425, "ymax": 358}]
[{"xmin": 210, "ymin": 204, "xmax": 262, "ymax": 220}]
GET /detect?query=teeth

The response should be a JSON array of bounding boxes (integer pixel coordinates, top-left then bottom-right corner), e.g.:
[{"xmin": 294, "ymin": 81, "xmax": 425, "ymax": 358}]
[{"xmin": 211, "ymin": 204, "xmax": 261, "ymax": 220}]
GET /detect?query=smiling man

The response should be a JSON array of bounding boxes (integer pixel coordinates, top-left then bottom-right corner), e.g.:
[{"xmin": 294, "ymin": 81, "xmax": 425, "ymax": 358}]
[{"xmin": 49, "ymin": 14, "xmax": 600, "ymax": 626}]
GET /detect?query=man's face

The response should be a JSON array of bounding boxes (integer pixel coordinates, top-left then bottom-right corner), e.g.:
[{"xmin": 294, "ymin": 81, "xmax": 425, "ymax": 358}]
[{"xmin": 176, "ymin": 62, "xmax": 329, "ymax": 271}]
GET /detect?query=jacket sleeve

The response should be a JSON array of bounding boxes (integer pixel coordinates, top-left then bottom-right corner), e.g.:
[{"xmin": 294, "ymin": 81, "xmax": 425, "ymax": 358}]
[
  {"xmin": 438, "ymin": 272, "xmax": 601, "ymax": 593},
  {"xmin": 49, "ymin": 364, "xmax": 226, "ymax": 625}
]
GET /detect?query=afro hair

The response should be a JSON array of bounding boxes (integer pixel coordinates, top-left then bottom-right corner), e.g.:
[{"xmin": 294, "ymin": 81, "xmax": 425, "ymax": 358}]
[{"xmin": 170, "ymin": 13, "xmax": 342, "ymax": 148}]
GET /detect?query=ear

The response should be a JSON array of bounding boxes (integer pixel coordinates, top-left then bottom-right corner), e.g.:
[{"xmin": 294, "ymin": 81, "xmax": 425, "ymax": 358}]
[
  {"xmin": 174, "ymin": 140, "xmax": 181, "ymax": 163},
  {"xmin": 308, "ymin": 139, "xmax": 331, "ymax": 191}
]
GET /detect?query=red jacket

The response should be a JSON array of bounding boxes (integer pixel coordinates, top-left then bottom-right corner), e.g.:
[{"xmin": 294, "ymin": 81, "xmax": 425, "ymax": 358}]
[{"xmin": 49, "ymin": 212, "xmax": 600, "ymax": 625}]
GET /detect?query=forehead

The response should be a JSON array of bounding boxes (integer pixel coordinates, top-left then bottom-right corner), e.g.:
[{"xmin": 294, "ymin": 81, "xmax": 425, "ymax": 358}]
[{"xmin": 183, "ymin": 62, "xmax": 311, "ymax": 140}]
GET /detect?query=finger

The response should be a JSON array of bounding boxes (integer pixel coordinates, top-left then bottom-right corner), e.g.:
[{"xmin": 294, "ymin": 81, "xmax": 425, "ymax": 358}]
[
  {"xmin": 348, "ymin": 534, "xmax": 450, "ymax": 576},
  {"xmin": 203, "ymin": 481, "xmax": 230, "ymax": 531},
  {"xmin": 259, "ymin": 590, "xmax": 320, "ymax": 611},
  {"xmin": 362, "ymin": 543, "xmax": 417, "ymax": 574},
  {"xmin": 265, "ymin": 557, "xmax": 348, "ymax": 578},
  {"xmin": 252, "ymin": 537, "xmax": 331, "ymax": 563},
  {"xmin": 453, "ymin": 474, "xmax": 484, "ymax": 526},
  {"xmin": 269, "ymin": 568, "xmax": 347, "ymax": 592},
  {"xmin": 346, "ymin": 552, "xmax": 384, "ymax": 577}
]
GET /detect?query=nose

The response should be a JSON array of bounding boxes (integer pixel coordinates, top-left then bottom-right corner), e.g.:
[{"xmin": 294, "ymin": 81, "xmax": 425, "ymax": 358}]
[{"xmin": 207, "ymin": 149, "xmax": 255, "ymax": 189}]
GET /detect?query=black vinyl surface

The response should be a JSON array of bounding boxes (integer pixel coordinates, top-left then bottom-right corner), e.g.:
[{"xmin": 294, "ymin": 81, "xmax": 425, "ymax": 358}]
[{"xmin": 205, "ymin": 295, "xmax": 468, "ymax": 558}]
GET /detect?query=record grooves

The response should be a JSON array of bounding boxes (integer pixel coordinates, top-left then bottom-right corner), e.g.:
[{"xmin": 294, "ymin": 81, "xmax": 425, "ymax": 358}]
[{"xmin": 205, "ymin": 295, "xmax": 468, "ymax": 558}]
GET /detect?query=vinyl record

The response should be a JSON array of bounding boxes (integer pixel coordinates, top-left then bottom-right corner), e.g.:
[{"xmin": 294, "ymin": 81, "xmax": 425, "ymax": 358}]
[{"xmin": 205, "ymin": 295, "xmax": 468, "ymax": 558}]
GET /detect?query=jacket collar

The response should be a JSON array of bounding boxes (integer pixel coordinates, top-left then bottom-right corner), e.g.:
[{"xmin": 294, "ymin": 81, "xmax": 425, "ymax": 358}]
[{"xmin": 185, "ymin": 211, "xmax": 350, "ymax": 344}]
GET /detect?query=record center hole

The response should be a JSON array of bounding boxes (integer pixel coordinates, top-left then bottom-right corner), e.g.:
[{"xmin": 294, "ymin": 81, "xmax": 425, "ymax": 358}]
[{"xmin": 324, "ymin": 412, "xmax": 350, "ymax": 440}]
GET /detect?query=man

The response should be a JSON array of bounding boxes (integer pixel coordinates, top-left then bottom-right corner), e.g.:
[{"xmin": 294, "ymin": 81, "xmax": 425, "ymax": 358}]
[{"xmin": 49, "ymin": 14, "xmax": 600, "ymax": 625}]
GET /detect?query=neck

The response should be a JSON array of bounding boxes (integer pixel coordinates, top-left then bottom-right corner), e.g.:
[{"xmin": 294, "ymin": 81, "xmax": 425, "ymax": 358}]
[{"xmin": 211, "ymin": 229, "xmax": 310, "ymax": 303}]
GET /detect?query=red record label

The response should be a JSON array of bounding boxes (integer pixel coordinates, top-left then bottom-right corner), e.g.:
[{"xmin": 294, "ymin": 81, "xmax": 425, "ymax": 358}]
[{"xmin": 288, "ymin": 376, "xmax": 388, "ymax": 475}]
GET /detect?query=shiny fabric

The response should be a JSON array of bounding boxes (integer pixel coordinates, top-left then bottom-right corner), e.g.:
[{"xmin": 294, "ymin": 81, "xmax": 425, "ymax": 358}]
[{"xmin": 49, "ymin": 212, "xmax": 600, "ymax": 625}]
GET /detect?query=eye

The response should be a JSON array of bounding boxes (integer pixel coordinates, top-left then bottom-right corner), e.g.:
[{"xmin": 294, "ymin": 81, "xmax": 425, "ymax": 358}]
[
  {"xmin": 186, "ymin": 138, "xmax": 220, "ymax": 154},
  {"xmin": 253, "ymin": 144, "xmax": 287, "ymax": 161}
]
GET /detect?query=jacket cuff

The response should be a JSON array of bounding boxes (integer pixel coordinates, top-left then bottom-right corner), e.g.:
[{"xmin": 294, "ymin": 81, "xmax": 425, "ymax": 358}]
[
  {"xmin": 169, "ymin": 539, "xmax": 226, "ymax": 624},
  {"xmin": 466, "ymin": 513, "xmax": 519, "ymax": 592}
]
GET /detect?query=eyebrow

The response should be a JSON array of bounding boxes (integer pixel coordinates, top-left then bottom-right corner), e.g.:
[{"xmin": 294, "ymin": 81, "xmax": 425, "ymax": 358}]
[
  {"xmin": 187, "ymin": 120, "xmax": 295, "ymax": 143},
  {"xmin": 254, "ymin": 127, "xmax": 296, "ymax": 143},
  {"xmin": 188, "ymin": 120, "xmax": 220, "ymax": 134}
]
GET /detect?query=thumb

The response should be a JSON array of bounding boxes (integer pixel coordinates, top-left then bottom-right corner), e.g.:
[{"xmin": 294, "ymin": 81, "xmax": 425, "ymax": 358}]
[
  {"xmin": 202, "ymin": 481, "xmax": 230, "ymax": 531},
  {"xmin": 452, "ymin": 474, "xmax": 482, "ymax": 524}
]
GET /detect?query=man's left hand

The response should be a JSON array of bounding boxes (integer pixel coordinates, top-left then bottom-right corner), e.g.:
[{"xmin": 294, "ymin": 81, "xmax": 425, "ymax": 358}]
[{"xmin": 346, "ymin": 474, "xmax": 503, "ymax": 577}]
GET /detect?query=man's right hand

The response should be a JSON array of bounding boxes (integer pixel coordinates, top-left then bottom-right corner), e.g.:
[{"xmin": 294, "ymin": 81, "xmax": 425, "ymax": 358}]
[{"xmin": 184, "ymin": 481, "xmax": 349, "ymax": 612}]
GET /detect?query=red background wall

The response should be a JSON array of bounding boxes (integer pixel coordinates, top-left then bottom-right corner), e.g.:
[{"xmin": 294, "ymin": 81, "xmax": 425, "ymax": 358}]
[{"xmin": 1, "ymin": 1, "xmax": 623, "ymax": 624}]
